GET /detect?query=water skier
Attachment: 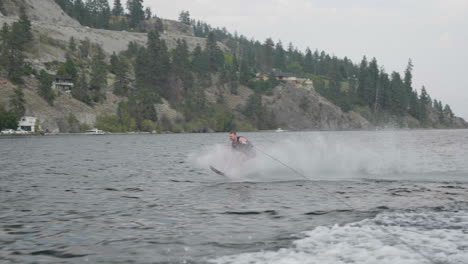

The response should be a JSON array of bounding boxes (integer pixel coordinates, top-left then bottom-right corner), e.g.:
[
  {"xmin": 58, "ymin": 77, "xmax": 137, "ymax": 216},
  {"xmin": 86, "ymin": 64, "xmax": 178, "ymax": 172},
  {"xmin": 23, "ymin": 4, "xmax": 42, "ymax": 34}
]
[{"xmin": 229, "ymin": 130, "xmax": 256, "ymax": 162}]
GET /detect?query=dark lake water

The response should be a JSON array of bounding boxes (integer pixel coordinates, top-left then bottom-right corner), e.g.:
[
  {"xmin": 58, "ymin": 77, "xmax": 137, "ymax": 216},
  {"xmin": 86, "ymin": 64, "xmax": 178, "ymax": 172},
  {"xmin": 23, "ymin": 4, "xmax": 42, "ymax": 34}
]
[{"xmin": 1, "ymin": 130, "xmax": 468, "ymax": 263}]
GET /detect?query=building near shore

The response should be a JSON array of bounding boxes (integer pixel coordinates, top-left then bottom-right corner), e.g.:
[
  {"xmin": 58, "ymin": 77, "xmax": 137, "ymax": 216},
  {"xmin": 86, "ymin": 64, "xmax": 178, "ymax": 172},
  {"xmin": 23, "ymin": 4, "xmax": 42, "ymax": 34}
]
[{"xmin": 18, "ymin": 116, "xmax": 40, "ymax": 133}]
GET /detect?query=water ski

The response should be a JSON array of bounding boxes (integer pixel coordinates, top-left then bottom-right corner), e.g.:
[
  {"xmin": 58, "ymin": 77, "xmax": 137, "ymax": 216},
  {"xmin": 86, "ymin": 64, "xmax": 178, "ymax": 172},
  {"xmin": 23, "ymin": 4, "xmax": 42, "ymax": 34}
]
[{"xmin": 210, "ymin": 166, "xmax": 227, "ymax": 177}]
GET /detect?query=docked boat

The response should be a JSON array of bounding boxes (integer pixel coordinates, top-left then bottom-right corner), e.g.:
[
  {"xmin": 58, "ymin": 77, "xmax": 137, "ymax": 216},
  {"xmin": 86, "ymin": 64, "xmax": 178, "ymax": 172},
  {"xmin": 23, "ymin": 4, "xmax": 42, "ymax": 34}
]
[{"xmin": 85, "ymin": 128, "xmax": 105, "ymax": 135}]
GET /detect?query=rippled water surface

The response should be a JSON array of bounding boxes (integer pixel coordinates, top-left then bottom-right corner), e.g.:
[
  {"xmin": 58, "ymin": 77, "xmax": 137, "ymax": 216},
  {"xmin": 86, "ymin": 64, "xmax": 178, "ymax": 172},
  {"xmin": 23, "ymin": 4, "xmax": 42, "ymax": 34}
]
[{"xmin": 1, "ymin": 130, "xmax": 468, "ymax": 263}]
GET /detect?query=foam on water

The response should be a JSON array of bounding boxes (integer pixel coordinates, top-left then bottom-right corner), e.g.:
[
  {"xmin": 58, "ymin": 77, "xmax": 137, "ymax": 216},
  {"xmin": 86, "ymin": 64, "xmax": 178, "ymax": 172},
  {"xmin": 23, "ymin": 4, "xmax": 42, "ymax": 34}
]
[
  {"xmin": 192, "ymin": 143, "xmax": 253, "ymax": 180},
  {"xmin": 210, "ymin": 205, "xmax": 468, "ymax": 264}
]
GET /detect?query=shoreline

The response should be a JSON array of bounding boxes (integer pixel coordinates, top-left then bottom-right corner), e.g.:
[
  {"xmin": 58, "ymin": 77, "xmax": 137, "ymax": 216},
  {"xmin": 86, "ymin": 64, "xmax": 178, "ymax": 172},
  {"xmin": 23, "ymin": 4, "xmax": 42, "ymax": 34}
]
[{"xmin": 1, "ymin": 127, "xmax": 467, "ymax": 137}]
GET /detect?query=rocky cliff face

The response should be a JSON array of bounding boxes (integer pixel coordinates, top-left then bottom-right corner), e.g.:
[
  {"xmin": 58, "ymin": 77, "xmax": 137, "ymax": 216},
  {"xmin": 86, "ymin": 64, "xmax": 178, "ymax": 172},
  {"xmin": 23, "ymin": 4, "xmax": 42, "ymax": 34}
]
[
  {"xmin": 0, "ymin": 0, "xmax": 81, "ymax": 27},
  {"xmin": 204, "ymin": 81, "xmax": 369, "ymax": 130},
  {"xmin": 263, "ymin": 83, "xmax": 370, "ymax": 130},
  {"xmin": 0, "ymin": 0, "xmax": 224, "ymax": 66}
]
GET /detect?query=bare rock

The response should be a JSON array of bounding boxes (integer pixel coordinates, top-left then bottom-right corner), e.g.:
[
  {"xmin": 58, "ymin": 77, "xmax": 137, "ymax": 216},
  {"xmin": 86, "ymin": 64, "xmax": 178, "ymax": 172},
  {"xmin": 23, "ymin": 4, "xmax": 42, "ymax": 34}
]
[
  {"xmin": 0, "ymin": 0, "xmax": 80, "ymax": 27},
  {"xmin": 263, "ymin": 82, "xmax": 370, "ymax": 130}
]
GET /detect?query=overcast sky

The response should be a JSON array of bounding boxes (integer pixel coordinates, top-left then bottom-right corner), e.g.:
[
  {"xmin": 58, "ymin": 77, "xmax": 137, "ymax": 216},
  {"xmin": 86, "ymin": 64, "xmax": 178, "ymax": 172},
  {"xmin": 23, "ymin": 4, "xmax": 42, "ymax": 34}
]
[{"xmin": 115, "ymin": 0, "xmax": 468, "ymax": 119}]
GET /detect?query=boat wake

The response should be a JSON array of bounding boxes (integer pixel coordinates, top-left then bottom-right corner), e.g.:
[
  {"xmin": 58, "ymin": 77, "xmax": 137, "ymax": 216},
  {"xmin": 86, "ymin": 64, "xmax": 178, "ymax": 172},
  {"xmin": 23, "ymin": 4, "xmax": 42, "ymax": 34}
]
[{"xmin": 210, "ymin": 203, "xmax": 468, "ymax": 264}]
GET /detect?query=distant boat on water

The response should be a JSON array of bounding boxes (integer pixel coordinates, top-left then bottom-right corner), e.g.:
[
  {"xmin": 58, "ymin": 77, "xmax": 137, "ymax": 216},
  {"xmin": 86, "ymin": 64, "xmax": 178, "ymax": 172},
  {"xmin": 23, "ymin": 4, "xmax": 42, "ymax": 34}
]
[
  {"xmin": 275, "ymin": 128, "xmax": 287, "ymax": 132},
  {"xmin": 85, "ymin": 128, "xmax": 105, "ymax": 135}
]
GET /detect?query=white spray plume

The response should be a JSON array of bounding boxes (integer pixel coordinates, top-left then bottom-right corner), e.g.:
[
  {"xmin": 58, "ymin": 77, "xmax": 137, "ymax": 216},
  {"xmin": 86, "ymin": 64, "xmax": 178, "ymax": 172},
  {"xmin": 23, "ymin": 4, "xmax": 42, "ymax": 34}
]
[{"xmin": 193, "ymin": 132, "xmax": 451, "ymax": 182}]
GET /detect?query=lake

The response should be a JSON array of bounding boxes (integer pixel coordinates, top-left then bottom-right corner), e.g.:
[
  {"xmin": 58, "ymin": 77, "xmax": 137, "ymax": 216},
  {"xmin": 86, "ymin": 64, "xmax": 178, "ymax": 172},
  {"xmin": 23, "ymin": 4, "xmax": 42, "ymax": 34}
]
[{"xmin": 1, "ymin": 130, "xmax": 468, "ymax": 263}]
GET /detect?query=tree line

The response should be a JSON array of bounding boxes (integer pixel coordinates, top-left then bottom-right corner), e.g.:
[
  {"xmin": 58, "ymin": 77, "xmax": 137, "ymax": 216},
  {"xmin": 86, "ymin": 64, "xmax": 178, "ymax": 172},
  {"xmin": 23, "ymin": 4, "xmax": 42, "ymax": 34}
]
[
  {"xmin": 50, "ymin": 2, "xmax": 457, "ymax": 127},
  {"xmin": 54, "ymin": 0, "xmax": 162, "ymax": 31},
  {"xmin": 0, "ymin": 7, "xmax": 32, "ymax": 129},
  {"xmin": 102, "ymin": 30, "xmax": 236, "ymax": 132},
  {"xmin": 1, "ymin": 3, "xmax": 459, "ymax": 131},
  {"xmin": 188, "ymin": 16, "xmax": 456, "ymax": 127}
]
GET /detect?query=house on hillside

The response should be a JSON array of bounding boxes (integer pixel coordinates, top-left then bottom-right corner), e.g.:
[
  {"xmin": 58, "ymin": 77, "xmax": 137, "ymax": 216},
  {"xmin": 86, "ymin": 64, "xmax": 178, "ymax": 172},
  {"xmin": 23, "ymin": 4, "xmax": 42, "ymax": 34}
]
[
  {"xmin": 255, "ymin": 73, "xmax": 269, "ymax": 81},
  {"xmin": 274, "ymin": 72, "xmax": 297, "ymax": 81},
  {"xmin": 254, "ymin": 72, "xmax": 313, "ymax": 86},
  {"xmin": 18, "ymin": 116, "xmax": 40, "ymax": 133},
  {"xmin": 52, "ymin": 75, "xmax": 73, "ymax": 92}
]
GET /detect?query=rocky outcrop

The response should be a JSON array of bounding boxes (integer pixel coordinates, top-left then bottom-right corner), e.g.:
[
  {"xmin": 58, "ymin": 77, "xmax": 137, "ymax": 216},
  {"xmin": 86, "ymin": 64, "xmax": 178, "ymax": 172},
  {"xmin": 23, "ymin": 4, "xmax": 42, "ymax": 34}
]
[
  {"xmin": 451, "ymin": 117, "xmax": 468, "ymax": 128},
  {"xmin": 163, "ymin": 19, "xmax": 194, "ymax": 36},
  {"xmin": 204, "ymin": 80, "xmax": 370, "ymax": 130},
  {"xmin": 0, "ymin": 16, "xmax": 216, "ymax": 68},
  {"xmin": 0, "ymin": 0, "xmax": 225, "ymax": 66},
  {"xmin": 263, "ymin": 83, "xmax": 370, "ymax": 130},
  {"xmin": 0, "ymin": 0, "xmax": 81, "ymax": 27}
]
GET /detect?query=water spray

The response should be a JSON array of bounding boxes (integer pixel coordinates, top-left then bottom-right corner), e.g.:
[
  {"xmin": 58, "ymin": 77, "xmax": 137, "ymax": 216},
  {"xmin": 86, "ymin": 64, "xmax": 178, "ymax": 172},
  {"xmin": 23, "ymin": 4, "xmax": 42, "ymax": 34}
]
[{"xmin": 253, "ymin": 144, "xmax": 440, "ymax": 264}]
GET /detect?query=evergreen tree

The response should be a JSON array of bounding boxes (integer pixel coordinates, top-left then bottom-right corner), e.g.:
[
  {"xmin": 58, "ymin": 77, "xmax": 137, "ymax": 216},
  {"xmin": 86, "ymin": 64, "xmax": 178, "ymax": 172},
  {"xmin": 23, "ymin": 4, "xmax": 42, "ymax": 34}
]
[
  {"xmin": 57, "ymin": 55, "xmax": 78, "ymax": 79},
  {"xmin": 418, "ymin": 86, "xmax": 430, "ymax": 124},
  {"xmin": 273, "ymin": 41, "xmax": 286, "ymax": 71},
  {"xmin": 379, "ymin": 70, "xmax": 392, "ymax": 111},
  {"xmin": 154, "ymin": 16, "xmax": 164, "ymax": 32},
  {"xmin": 205, "ymin": 32, "xmax": 224, "ymax": 72},
  {"xmin": 18, "ymin": 7, "xmax": 33, "ymax": 44},
  {"xmin": 443, "ymin": 104, "xmax": 454, "ymax": 120},
  {"xmin": 132, "ymin": 30, "xmax": 172, "ymax": 100},
  {"xmin": 9, "ymin": 88, "xmax": 26, "ymax": 118},
  {"xmin": 132, "ymin": 88, "xmax": 158, "ymax": 128},
  {"xmin": 408, "ymin": 90, "xmax": 420, "ymax": 119},
  {"xmin": 72, "ymin": 72, "xmax": 91, "ymax": 105},
  {"xmin": 0, "ymin": 10, "xmax": 32, "ymax": 82},
  {"xmin": 0, "ymin": 105, "xmax": 18, "ymax": 130},
  {"xmin": 109, "ymin": 52, "xmax": 120, "ymax": 74},
  {"xmin": 389, "ymin": 71, "xmax": 406, "ymax": 115},
  {"xmin": 124, "ymin": 41, "xmax": 141, "ymax": 57},
  {"xmin": 92, "ymin": 0, "xmax": 111, "ymax": 29},
  {"xmin": 126, "ymin": 0, "xmax": 145, "ymax": 29},
  {"xmin": 172, "ymin": 39, "xmax": 193, "ymax": 96},
  {"xmin": 79, "ymin": 38, "xmax": 91, "ymax": 58},
  {"xmin": 239, "ymin": 58, "xmax": 252, "ymax": 85},
  {"xmin": 146, "ymin": 31, "xmax": 171, "ymax": 96},
  {"xmin": 0, "ymin": 23, "xmax": 10, "ymax": 71},
  {"xmin": 178, "ymin": 10, "xmax": 191, "ymax": 25},
  {"xmin": 191, "ymin": 44, "xmax": 209, "ymax": 75},
  {"xmin": 357, "ymin": 56, "xmax": 368, "ymax": 105},
  {"xmin": 72, "ymin": 0, "xmax": 87, "ymax": 24},
  {"xmin": 367, "ymin": 58, "xmax": 379, "ymax": 110},
  {"xmin": 145, "ymin": 7, "xmax": 152, "ymax": 20},
  {"xmin": 303, "ymin": 48, "xmax": 313, "ymax": 73},
  {"xmin": 419, "ymin": 86, "xmax": 431, "ymax": 106},
  {"xmin": 404, "ymin": 59, "xmax": 413, "ymax": 94},
  {"xmin": 68, "ymin": 37, "xmax": 77, "ymax": 52},
  {"xmin": 135, "ymin": 47, "xmax": 150, "ymax": 89},
  {"xmin": 112, "ymin": 55, "xmax": 130, "ymax": 96},
  {"xmin": 112, "ymin": 0, "xmax": 124, "ymax": 16},
  {"xmin": 434, "ymin": 99, "xmax": 445, "ymax": 123},
  {"xmin": 38, "ymin": 70, "xmax": 55, "ymax": 105},
  {"xmin": 3, "ymin": 21, "xmax": 29, "ymax": 83},
  {"xmin": 89, "ymin": 45, "xmax": 107, "ymax": 102},
  {"xmin": 261, "ymin": 38, "xmax": 274, "ymax": 73}
]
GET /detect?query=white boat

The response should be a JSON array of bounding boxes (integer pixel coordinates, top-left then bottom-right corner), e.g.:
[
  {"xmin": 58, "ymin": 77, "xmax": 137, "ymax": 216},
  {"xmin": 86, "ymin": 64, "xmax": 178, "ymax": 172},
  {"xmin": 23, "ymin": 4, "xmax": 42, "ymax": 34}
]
[
  {"xmin": 85, "ymin": 128, "xmax": 105, "ymax": 135},
  {"xmin": 15, "ymin": 128, "xmax": 30, "ymax": 134},
  {"xmin": 1, "ymin": 129, "xmax": 15, "ymax": 134},
  {"xmin": 275, "ymin": 128, "xmax": 287, "ymax": 132}
]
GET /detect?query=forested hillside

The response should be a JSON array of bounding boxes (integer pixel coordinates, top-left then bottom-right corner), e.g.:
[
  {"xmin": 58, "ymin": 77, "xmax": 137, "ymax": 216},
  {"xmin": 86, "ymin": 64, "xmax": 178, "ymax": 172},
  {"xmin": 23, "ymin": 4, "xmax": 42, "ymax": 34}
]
[{"xmin": 0, "ymin": 0, "xmax": 465, "ymax": 133}]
